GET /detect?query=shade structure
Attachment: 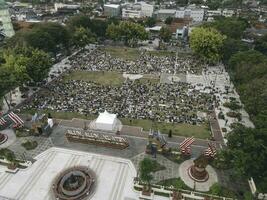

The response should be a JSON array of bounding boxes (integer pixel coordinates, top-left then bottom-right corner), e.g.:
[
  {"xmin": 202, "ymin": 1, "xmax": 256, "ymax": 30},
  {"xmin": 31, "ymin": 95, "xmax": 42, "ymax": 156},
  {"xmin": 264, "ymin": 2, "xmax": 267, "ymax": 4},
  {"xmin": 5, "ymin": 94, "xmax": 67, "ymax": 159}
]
[{"xmin": 95, "ymin": 110, "xmax": 117, "ymax": 131}]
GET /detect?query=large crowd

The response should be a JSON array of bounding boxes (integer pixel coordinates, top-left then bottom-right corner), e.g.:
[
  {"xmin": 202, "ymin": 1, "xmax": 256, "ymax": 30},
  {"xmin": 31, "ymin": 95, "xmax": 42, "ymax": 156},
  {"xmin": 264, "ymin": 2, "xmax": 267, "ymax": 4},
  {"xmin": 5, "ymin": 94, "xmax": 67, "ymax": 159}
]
[
  {"xmin": 24, "ymin": 78, "xmax": 212, "ymax": 124},
  {"xmin": 68, "ymin": 48, "xmax": 205, "ymax": 74},
  {"xmin": 23, "ymin": 47, "xmax": 211, "ymax": 124}
]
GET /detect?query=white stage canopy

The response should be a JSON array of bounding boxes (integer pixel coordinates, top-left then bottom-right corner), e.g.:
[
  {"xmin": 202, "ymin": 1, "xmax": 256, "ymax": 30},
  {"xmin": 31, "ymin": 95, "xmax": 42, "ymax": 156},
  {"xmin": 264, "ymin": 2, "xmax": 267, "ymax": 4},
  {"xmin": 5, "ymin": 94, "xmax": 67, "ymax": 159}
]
[{"xmin": 95, "ymin": 110, "xmax": 117, "ymax": 131}]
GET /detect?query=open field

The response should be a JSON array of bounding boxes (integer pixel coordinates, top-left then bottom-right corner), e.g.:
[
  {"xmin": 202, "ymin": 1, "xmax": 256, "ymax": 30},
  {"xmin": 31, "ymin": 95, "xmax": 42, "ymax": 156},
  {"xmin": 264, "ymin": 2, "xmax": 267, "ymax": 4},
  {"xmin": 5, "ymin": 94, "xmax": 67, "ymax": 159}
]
[
  {"xmin": 103, "ymin": 47, "xmax": 140, "ymax": 60},
  {"xmin": 149, "ymin": 51, "xmax": 175, "ymax": 57},
  {"xmin": 120, "ymin": 118, "xmax": 210, "ymax": 139},
  {"xmin": 63, "ymin": 71, "xmax": 125, "ymax": 86}
]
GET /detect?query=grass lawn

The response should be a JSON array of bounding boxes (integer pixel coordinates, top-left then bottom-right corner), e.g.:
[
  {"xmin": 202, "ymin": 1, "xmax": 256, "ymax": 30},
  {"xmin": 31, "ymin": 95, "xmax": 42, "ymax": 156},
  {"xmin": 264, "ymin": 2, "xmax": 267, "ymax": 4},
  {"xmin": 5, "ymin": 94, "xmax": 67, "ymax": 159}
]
[
  {"xmin": 149, "ymin": 51, "xmax": 175, "ymax": 57},
  {"xmin": 22, "ymin": 109, "xmax": 210, "ymax": 139},
  {"xmin": 21, "ymin": 109, "xmax": 96, "ymax": 121},
  {"xmin": 63, "ymin": 71, "xmax": 125, "ymax": 86},
  {"xmin": 137, "ymin": 77, "xmax": 159, "ymax": 85},
  {"xmin": 120, "ymin": 118, "xmax": 210, "ymax": 139},
  {"xmin": 104, "ymin": 47, "xmax": 140, "ymax": 60}
]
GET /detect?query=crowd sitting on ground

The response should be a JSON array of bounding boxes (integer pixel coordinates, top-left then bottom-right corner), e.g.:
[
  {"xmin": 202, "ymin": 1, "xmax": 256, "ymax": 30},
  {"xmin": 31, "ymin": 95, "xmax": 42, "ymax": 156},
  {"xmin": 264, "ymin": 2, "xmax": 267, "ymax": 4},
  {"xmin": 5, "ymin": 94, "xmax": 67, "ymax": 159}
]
[
  {"xmin": 68, "ymin": 48, "xmax": 205, "ymax": 75},
  {"xmin": 23, "ymin": 78, "xmax": 212, "ymax": 124}
]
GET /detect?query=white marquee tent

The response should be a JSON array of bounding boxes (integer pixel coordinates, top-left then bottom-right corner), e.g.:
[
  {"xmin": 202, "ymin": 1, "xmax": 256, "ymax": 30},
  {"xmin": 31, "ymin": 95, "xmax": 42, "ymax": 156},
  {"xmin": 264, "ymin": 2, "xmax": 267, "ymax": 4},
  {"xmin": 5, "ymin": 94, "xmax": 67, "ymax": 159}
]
[{"xmin": 95, "ymin": 110, "xmax": 117, "ymax": 131}]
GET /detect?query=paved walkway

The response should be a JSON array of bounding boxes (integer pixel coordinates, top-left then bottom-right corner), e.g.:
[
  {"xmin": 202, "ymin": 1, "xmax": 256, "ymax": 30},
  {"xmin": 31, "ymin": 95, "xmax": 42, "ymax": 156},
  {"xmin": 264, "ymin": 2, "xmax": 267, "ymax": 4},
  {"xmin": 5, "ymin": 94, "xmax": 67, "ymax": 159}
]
[
  {"xmin": 8, "ymin": 136, "xmax": 53, "ymax": 160},
  {"xmin": 209, "ymin": 111, "xmax": 225, "ymax": 148}
]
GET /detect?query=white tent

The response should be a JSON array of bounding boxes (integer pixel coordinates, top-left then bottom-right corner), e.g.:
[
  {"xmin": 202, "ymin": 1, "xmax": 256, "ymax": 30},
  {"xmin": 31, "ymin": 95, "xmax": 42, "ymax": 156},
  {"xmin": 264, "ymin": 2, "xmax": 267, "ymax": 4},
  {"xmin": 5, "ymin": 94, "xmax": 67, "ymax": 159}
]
[{"xmin": 95, "ymin": 110, "xmax": 117, "ymax": 131}]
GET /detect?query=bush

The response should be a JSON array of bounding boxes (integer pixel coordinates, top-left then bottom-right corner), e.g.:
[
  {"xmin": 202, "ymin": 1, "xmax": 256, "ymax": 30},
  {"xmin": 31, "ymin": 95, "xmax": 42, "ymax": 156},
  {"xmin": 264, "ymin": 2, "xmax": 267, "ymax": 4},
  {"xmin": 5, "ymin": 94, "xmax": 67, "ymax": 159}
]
[
  {"xmin": 16, "ymin": 128, "xmax": 31, "ymax": 137},
  {"xmin": 226, "ymin": 112, "xmax": 242, "ymax": 121},
  {"xmin": 0, "ymin": 148, "xmax": 16, "ymax": 162},
  {"xmin": 21, "ymin": 140, "xmax": 38, "ymax": 150},
  {"xmin": 157, "ymin": 178, "xmax": 190, "ymax": 190},
  {"xmin": 209, "ymin": 183, "xmax": 237, "ymax": 198},
  {"xmin": 223, "ymin": 101, "xmax": 242, "ymax": 110}
]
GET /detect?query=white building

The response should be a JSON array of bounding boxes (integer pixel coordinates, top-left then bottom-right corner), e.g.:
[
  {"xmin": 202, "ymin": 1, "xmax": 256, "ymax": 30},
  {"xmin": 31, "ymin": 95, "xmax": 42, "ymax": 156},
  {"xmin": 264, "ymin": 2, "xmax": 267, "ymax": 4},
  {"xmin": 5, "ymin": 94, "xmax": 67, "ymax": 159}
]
[
  {"xmin": 156, "ymin": 9, "xmax": 176, "ymax": 20},
  {"xmin": 222, "ymin": 9, "xmax": 235, "ymax": 17},
  {"xmin": 139, "ymin": 2, "xmax": 154, "ymax": 17},
  {"xmin": 207, "ymin": 9, "xmax": 235, "ymax": 18},
  {"xmin": 122, "ymin": 8, "xmax": 142, "ymax": 18},
  {"xmin": 54, "ymin": 3, "xmax": 80, "ymax": 12},
  {"xmin": 104, "ymin": 4, "xmax": 121, "ymax": 17},
  {"xmin": 122, "ymin": 2, "xmax": 153, "ymax": 19},
  {"xmin": 175, "ymin": 8, "xmax": 204, "ymax": 22},
  {"xmin": 95, "ymin": 110, "xmax": 118, "ymax": 131}
]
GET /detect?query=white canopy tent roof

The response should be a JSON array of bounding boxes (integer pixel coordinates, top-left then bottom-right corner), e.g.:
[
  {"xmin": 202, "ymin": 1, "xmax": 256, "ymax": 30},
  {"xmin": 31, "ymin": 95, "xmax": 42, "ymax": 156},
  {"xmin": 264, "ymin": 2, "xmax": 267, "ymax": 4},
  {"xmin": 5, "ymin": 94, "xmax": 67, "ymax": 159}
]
[
  {"xmin": 95, "ymin": 110, "xmax": 116, "ymax": 125},
  {"xmin": 95, "ymin": 110, "xmax": 117, "ymax": 131}
]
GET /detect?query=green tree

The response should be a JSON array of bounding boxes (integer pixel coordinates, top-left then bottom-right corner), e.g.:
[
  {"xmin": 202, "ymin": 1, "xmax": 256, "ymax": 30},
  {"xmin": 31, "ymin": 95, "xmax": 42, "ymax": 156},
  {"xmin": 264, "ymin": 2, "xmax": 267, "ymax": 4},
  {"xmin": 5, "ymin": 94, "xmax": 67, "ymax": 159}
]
[
  {"xmin": 205, "ymin": 0, "xmax": 222, "ymax": 9},
  {"xmin": 255, "ymin": 33, "xmax": 267, "ymax": 56},
  {"xmin": 24, "ymin": 48, "xmax": 52, "ymax": 83},
  {"xmin": 72, "ymin": 27, "xmax": 96, "ymax": 48},
  {"xmin": 139, "ymin": 158, "xmax": 154, "ymax": 185},
  {"xmin": 190, "ymin": 27, "xmax": 226, "ymax": 63},
  {"xmin": 2, "ymin": 47, "xmax": 52, "ymax": 84},
  {"xmin": 221, "ymin": 38, "xmax": 249, "ymax": 64},
  {"xmin": 144, "ymin": 17, "xmax": 157, "ymax": 27},
  {"xmin": 159, "ymin": 27, "xmax": 172, "ymax": 42},
  {"xmin": 106, "ymin": 21, "xmax": 148, "ymax": 46},
  {"xmin": 165, "ymin": 17, "xmax": 173, "ymax": 25},
  {"xmin": 224, "ymin": 125, "xmax": 267, "ymax": 190},
  {"xmin": 0, "ymin": 67, "xmax": 17, "ymax": 98},
  {"xmin": 203, "ymin": 17, "xmax": 248, "ymax": 39}
]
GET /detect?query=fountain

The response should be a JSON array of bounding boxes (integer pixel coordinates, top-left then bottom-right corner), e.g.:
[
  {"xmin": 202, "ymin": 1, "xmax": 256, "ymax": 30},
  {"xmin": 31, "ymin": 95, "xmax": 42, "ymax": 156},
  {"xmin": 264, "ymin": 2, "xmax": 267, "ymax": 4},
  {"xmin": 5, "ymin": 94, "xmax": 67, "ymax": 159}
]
[{"xmin": 52, "ymin": 166, "xmax": 96, "ymax": 200}]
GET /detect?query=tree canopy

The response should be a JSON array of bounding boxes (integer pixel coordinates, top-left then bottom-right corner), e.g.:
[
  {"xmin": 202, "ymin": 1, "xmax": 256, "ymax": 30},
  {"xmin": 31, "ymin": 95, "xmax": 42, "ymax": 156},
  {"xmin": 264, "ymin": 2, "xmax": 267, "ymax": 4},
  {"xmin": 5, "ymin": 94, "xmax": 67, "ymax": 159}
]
[
  {"xmin": 106, "ymin": 21, "xmax": 148, "ymax": 46},
  {"xmin": 190, "ymin": 27, "xmax": 226, "ymax": 63},
  {"xmin": 159, "ymin": 27, "xmax": 172, "ymax": 42},
  {"xmin": 139, "ymin": 158, "xmax": 154, "ymax": 184},
  {"xmin": 203, "ymin": 17, "xmax": 248, "ymax": 39},
  {"xmin": 224, "ymin": 125, "xmax": 267, "ymax": 191},
  {"xmin": 72, "ymin": 27, "xmax": 96, "ymax": 48}
]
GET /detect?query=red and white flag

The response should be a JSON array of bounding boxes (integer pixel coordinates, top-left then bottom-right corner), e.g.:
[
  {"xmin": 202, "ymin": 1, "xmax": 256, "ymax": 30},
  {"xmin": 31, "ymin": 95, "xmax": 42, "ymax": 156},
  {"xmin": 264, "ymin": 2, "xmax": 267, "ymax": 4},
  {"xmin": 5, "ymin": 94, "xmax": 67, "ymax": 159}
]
[
  {"xmin": 8, "ymin": 112, "xmax": 24, "ymax": 126},
  {"xmin": 204, "ymin": 143, "xmax": 217, "ymax": 158},
  {"xmin": 0, "ymin": 118, "xmax": 6, "ymax": 126},
  {"xmin": 180, "ymin": 136, "xmax": 195, "ymax": 150}
]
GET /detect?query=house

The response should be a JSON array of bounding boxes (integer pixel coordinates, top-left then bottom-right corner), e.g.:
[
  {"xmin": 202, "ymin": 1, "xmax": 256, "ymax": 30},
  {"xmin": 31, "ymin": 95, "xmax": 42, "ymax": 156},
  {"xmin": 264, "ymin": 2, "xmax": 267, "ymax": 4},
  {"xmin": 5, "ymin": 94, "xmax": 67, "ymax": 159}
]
[{"xmin": 104, "ymin": 4, "xmax": 121, "ymax": 17}]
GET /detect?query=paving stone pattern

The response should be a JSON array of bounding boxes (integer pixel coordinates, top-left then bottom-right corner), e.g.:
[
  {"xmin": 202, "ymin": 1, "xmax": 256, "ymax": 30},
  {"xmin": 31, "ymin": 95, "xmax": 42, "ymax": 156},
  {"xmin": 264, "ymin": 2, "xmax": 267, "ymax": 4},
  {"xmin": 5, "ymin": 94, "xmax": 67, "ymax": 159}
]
[{"xmin": 131, "ymin": 152, "xmax": 180, "ymax": 184}]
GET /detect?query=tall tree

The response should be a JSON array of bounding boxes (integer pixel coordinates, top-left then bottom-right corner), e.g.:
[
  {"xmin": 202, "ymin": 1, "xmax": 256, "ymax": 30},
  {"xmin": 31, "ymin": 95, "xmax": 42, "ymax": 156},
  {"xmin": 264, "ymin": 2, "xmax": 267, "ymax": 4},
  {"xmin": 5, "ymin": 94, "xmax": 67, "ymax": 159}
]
[
  {"xmin": 106, "ymin": 21, "xmax": 148, "ymax": 46},
  {"xmin": 190, "ymin": 27, "xmax": 226, "ymax": 63},
  {"xmin": 224, "ymin": 125, "xmax": 267, "ymax": 191},
  {"xmin": 72, "ymin": 27, "xmax": 96, "ymax": 48},
  {"xmin": 159, "ymin": 27, "xmax": 172, "ymax": 42}
]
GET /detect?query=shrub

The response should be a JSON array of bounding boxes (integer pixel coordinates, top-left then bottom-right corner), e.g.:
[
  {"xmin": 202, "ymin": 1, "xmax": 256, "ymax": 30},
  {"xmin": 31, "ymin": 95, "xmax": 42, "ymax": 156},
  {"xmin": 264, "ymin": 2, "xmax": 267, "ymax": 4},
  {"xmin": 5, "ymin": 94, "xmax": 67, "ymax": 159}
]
[
  {"xmin": 21, "ymin": 140, "xmax": 38, "ymax": 150},
  {"xmin": 223, "ymin": 101, "xmax": 242, "ymax": 110}
]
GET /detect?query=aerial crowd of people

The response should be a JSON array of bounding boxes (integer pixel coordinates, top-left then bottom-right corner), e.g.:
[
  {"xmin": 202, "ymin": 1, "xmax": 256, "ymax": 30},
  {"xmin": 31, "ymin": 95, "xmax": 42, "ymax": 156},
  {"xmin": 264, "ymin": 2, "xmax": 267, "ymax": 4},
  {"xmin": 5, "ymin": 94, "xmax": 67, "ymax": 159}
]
[{"xmin": 22, "ymin": 47, "xmax": 211, "ymax": 125}]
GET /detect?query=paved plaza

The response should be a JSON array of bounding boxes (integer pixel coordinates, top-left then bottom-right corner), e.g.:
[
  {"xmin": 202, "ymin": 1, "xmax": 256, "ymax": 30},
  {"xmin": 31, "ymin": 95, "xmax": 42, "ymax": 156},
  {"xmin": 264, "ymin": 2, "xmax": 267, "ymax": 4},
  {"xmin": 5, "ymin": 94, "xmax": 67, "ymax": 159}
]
[
  {"xmin": 179, "ymin": 159, "xmax": 218, "ymax": 192},
  {"xmin": 0, "ymin": 147, "xmax": 144, "ymax": 200},
  {"xmin": 131, "ymin": 153, "xmax": 180, "ymax": 184}
]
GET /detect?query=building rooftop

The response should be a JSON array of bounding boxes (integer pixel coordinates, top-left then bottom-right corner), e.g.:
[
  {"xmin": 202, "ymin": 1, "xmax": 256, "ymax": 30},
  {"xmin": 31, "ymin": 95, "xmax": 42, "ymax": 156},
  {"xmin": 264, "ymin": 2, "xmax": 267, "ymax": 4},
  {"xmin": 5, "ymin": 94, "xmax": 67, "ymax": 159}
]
[{"xmin": 104, "ymin": 4, "xmax": 120, "ymax": 9}]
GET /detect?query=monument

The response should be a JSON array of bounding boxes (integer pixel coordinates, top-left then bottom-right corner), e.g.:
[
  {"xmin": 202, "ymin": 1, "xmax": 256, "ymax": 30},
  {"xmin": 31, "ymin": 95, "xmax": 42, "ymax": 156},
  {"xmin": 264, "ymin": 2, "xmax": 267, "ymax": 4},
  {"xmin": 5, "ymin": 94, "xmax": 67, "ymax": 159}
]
[{"xmin": 188, "ymin": 154, "xmax": 209, "ymax": 182}]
